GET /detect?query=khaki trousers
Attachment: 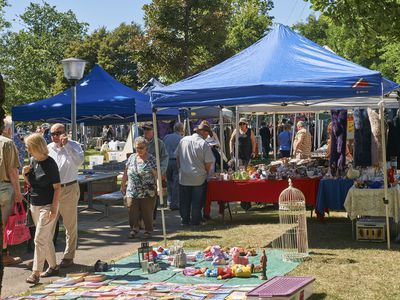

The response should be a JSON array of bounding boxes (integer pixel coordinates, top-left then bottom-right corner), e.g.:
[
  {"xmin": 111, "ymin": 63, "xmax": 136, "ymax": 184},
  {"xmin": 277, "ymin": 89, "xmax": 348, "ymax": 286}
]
[
  {"xmin": 31, "ymin": 204, "xmax": 58, "ymax": 272},
  {"xmin": 56, "ymin": 183, "xmax": 80, "ymax": 260},
  {"xmin": 126, "ymin": 196, "xmax": 156, "ymax": 233}
]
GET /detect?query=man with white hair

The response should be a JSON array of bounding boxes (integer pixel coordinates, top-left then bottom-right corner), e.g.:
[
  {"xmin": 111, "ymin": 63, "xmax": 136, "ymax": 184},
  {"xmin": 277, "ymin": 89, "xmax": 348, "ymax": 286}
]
[
  {"xmin": 293, "ymin": 121, "xmax": 312, "ymax": 159},
  {"xmin": 48, "ymin": 123, "xmax": 84, "ymax": 268}
]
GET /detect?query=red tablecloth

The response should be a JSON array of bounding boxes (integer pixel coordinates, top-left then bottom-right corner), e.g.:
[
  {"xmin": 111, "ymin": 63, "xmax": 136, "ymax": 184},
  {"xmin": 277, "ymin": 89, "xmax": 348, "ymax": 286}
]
[{"xmin": 205, "ymin": 178, "xmax": 320, "ymax": 215}]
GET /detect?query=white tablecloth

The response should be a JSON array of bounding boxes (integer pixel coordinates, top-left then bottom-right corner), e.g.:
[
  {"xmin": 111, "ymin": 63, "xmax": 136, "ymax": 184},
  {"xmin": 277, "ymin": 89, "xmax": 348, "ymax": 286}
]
[{"xmin": 344, "ymin": 186, "xmax": 400, "ymax": 222}]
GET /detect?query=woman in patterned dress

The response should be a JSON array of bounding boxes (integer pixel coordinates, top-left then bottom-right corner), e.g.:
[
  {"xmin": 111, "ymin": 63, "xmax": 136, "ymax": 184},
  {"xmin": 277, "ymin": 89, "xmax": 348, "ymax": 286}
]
[{"xmin": 120, "ymin": 136, "xmax": 157, "ymax": 239}]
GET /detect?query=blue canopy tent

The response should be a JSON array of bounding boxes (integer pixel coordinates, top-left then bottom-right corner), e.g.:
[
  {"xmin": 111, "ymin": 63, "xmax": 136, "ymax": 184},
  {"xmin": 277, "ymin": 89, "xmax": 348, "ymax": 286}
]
[
  {"xmin": 12, "ymin": 64, "xmax": 177, "ymax": 125},
  {"xmin": 150, "ymin": 24, "xmax": 399, "ymax": 248},
  {"xmin": 151, "ymin": 24, "xmax": 398, "ymax": 108}
]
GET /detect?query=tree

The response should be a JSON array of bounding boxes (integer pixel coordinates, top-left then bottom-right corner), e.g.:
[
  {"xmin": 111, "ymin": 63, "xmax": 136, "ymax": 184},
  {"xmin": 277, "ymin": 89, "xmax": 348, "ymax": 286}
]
[
  {"xmin": 135, "ymin": 0, "xmax": 233, "ymax": 84},
  {"xmin": 307, "ymin": 0, "xmax": 400, "ymax": 41},
  {"xmin": 1, "ymin": 2, "xmax": 87, "ymax": 111},
  {"xmin": 226, "ymin": 0, "xmax": 274, "ymax": 52},
  {"xmin": 292, "ymin": 14, "xmax": 329, "ymax": 46},
  {"xmin": 53, "ymin": 23, "xmax": 143, "ymax": 92}
]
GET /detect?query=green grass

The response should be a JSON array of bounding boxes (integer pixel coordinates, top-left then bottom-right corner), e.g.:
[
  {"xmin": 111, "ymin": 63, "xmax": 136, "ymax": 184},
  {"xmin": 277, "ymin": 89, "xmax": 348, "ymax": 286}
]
[{"xmin": 168, "ymin": 209, "xmax": 400, "ymax": 299}]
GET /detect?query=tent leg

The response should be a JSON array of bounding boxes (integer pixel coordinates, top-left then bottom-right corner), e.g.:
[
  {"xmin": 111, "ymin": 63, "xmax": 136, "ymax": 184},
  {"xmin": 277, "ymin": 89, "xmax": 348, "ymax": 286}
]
[
  {"xmin": 235, "ymin": 107, "xmax": 239, "ymax": 170},
  {"xmin": 273, "ymin": 113, "xmax": 276, "ymax": 160},
  {"xmin": 379, "ymin": 100, "xmax": 390, "ymax": 250},
  {"xmin": 152, "ymin": 110, "xmax": 167, "ymax": 247},
  {"xmin": 219, "ymin": 106, "xmax": 224, "ymax": 173},
  {"xmin": 290, "ymin": 114, "xmax": 297, "ymax": 156}
]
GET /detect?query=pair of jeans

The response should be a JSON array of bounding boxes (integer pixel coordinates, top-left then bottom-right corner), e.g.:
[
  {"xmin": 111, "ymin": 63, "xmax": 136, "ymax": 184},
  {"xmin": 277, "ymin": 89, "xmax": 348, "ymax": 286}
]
[
  {"xmin": 166, "ymin": 159, "xmax": 179, "ymax": 209},
  {"xmin": 179, "ymin": 182, "xmax": 207, "ymax": 225}
]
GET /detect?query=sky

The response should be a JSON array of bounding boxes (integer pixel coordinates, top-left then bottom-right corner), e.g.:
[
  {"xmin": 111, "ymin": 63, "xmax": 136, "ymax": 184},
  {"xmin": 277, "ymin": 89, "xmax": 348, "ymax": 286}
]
[{"xmin": 4, "ymin": 0, "xmax": 317, "ymax": 32}]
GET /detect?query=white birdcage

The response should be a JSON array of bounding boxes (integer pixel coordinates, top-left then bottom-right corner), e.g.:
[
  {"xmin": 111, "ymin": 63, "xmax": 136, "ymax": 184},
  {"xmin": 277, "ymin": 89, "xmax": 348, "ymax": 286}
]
[{"xmin": 274, "ymin": 179, "xmax": 309, "ymax": 261}]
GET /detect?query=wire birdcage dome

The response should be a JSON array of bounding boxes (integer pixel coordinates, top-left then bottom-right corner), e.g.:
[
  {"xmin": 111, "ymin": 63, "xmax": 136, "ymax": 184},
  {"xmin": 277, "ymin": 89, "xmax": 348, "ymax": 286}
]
[{"xmin": 274, "ymin": 179, "xmax": 309, "ymax": 262}]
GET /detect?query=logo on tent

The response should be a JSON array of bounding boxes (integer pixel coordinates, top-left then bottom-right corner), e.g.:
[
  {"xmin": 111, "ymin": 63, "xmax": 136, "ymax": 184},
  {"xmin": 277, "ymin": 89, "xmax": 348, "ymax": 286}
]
[{"xmin": 352, "ymin": 78, "xmax": 369, "ymax": 88}]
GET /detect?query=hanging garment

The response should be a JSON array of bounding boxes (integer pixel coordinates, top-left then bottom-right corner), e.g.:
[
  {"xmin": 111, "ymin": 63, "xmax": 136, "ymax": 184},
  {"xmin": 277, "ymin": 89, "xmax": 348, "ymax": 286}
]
[
  {"xmin": 353, "ymin": 109, "xmax": 372, "ymax": 167},
  {"xmin": 330, "ymin": 110, "xmax": 347, "ymax": 171},
  {"xmin": 367, "ymin": 108, "xmax": 382, "ymax": 166},
  {"xmin": 386, "ymin": 110, "xmax": 400, "ymax": 164}
]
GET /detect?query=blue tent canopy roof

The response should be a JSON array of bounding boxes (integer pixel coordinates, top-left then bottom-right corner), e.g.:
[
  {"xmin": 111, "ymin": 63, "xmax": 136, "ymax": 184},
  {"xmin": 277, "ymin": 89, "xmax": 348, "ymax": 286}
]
[
  {"xmin": 12, "ymin": 65, "xmax": 177, "ymax": 124},
  {"xmin": 152, "ymin": 24, "xmax": 398, "ymax": 108}
]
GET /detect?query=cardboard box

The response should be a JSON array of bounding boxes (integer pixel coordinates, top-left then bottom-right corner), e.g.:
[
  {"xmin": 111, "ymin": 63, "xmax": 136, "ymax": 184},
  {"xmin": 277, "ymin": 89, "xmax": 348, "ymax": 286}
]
[{"xmin": 356, "ymin": 218, "xmax": 386, "ymax": 242}]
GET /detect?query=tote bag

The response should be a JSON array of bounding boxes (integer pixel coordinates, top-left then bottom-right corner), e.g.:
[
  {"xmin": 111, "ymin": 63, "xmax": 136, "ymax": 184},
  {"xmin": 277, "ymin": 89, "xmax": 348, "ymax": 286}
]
[{"xmin": 4, "ymin": 202, "xmax": 31, "ymax": 245}]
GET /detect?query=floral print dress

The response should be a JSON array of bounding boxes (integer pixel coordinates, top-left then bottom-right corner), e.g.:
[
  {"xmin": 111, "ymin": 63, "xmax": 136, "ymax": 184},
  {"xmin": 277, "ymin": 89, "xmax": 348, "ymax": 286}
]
[{"xmin": 126, "ymin": 153, "xmax": 157, "ymax": 199}]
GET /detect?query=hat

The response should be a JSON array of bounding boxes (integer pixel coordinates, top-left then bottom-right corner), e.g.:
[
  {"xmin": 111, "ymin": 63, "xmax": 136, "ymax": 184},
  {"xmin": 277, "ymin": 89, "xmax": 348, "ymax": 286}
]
[
  {"xmin": 195, "ymin": 122, "xmax": 212, "ymax": 136},
  {"xmin": 239, "ymin": 117, "xmax": 248, "ymax": 125},
  {"xmin": 141, "ymin": 123, "xmax": 153, "ymax": 130}
]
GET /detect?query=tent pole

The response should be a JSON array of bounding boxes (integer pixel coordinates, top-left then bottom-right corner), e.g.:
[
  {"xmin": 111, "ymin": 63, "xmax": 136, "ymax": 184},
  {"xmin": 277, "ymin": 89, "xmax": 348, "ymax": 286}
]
[
  {"xmin": 235, "ymin": 107, "xmax": 239, "ymax": 170},
  {"xmin": 178, "ymin": 113, "xmax": 181, "ymax": 123},
  {"xmin": 152, "ymin": 109, "xmax": 167, "ymax": 246},
  {"xmin": 318, "ymin": 119, "xmax": 322, "ymax": 148},
  {"xmin": 314, "ymin": 113, "xmax": 317, "ymax": 150},
  {"xmin": 290, "ymin": 114, "xmax": 297, "ymax": 157},
  {"xmin": 219, "ymin": 106, "xmax": 224, "ymax": 173},
  {"xmin": 379, "ymin": 91, "xmax": 390, "ymax": 250},
  {"xmin": 273, "ymin": 113, "xmax": 277, "ymax": 160}
]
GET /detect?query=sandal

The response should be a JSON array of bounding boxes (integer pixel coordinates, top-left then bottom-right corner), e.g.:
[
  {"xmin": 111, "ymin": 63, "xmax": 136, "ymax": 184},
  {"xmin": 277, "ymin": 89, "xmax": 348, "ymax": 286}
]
[
  {"xmin": 128, "ymin": 230, "xmax": 138, "ymax": 239},
  {"xmin": 26, "ymin": 273, "xmax": 40, "ymax": 284},
  {"xmin": 41, "ymin": 266, "xmax": 60, "ymax": 278},
  {"xmin": 143, "ymin": 232, "xmax": 152, "ymax": 239}
]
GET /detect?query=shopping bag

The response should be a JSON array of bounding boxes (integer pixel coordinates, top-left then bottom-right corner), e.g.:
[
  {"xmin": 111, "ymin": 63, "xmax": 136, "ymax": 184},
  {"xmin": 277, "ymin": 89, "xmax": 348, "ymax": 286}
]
[{"xmin": 4, "ymin": 202, "xmax": 31, "ymax": 245}]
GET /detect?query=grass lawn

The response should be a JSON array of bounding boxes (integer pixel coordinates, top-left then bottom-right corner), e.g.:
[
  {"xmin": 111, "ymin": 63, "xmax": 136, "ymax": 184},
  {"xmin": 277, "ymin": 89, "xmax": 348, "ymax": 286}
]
[{"xmin": 169, "ymin": 207, "xmax": 400, "ymax": 299}]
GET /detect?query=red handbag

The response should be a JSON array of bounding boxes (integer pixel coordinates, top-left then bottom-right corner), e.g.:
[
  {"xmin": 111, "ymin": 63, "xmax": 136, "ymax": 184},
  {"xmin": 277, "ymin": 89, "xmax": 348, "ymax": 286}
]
[{"xmin": 4, "ymin": 202, "xmax": 31, "ymax": 245}]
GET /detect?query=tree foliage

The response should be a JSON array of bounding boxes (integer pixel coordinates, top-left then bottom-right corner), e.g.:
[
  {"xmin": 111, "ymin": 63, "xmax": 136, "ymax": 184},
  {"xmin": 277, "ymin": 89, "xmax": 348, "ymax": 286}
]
[
  {"xmin": 53, "ymin": 23, "xmax": 143, "ymax": 93},
  {"xmin": 134, "ymin": 0, "xmax": 273, "ymax": 84},
  {"xmin": 1, "ymin": 2, "xmax": 87, "ymax": 111},
  {"xmin": 295, "ymin": 2, "xmax": 400, "ymax": 82}
]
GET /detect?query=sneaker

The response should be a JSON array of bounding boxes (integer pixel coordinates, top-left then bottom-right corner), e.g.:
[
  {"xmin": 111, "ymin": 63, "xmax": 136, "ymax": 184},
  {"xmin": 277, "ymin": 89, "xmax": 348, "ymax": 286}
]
[
  {"xmin": 3, "ymin": 255, "xmax": 22, "ymax": 266},
  {"xmin": 26, "ymin": 273, "xmax": 40, "ymax": 285},
  {"xmin": 40, "ymin": 266, "xmax": 60, "ymax": 278},
  {"xmin": 128, "ymin": 230, "xmax": 138, "ymax": 239},
  {"xmin": 59, "ymin": 258, "xmax": 74, "ymax": 268}
]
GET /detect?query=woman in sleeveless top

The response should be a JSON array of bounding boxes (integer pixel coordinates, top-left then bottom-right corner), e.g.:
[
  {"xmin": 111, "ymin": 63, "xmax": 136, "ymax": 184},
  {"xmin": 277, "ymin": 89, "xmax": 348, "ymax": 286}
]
[{"xmin": 229, "ymin": 117, "xmax": 256, "ymax": 166}]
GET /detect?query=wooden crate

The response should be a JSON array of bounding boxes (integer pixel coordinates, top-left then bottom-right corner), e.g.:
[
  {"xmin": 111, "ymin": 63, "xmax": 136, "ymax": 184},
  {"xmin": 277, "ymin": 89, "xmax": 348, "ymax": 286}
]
[{"xmin": 356, "ymin": 218, "xmax": 386, "ymax": 242}]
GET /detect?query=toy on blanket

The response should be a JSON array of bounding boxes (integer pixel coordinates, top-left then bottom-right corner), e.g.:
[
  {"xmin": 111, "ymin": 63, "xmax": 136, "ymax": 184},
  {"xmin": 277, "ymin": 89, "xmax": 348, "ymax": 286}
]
[
  {"xmin": 231, "ymin": 264, "xmax": 253, "ymax": 278},
  {"xmin": 204, "ymin": 245, "xmax": 229, "ymax": 265},
  {"xmin": 230, "ymin": 247, "xmax": 249, "ymax": 265},
  {"xmin": 205, "ymin": 267, "xmax": 233, "ymax": 280},
  {"xmin": 183, "ymin": 267, "xmax": 207, "ymax": 276}
]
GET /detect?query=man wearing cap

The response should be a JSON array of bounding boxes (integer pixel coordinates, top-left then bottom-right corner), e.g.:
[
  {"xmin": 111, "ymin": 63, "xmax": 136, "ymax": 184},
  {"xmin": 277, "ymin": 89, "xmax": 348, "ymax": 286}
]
[
  {"xmin": 163, "ymin": 122, "xmax": 184, "ymax": 210},
  {"xmin": 175, "ymin": 123, "xmax": 215, "ymax": 226},
  {"xmin": 293, "ymin": 121, "xmax": 312, "ymax": 159},
  {"xmin": 48, "ymin": 123, "xmax": 84, "ymax": 268},
  {"xmin": 229, "ymin": 117, "xmax": 256, "ymax": 166}
]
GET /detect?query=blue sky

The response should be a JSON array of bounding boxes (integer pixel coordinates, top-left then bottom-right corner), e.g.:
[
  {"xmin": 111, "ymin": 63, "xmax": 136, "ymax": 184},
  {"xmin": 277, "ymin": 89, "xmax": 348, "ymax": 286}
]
[{"xmin": 4, "ymin": 0, "xmax": 317, "ymax": 32}]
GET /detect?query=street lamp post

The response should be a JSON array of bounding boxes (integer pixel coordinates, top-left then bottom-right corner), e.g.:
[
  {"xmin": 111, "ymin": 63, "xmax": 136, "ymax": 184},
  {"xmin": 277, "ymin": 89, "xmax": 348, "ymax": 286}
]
[{"xmin": 61, "ymin": 58, "xmax": 87, "ymax": 141}]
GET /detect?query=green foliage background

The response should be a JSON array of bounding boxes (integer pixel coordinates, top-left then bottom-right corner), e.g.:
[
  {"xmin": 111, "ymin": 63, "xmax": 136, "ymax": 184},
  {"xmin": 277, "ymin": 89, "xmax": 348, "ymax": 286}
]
[{"xmin": 0, "ymin": 0, "xmax": 399, "ymax": 114}]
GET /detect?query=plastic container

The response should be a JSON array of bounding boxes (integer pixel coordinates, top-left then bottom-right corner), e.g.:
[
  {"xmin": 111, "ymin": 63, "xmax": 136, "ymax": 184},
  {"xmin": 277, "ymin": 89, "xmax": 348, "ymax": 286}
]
[{"xmin": 89, "ymin": 155, "xmax": 104, "ymax": 168}]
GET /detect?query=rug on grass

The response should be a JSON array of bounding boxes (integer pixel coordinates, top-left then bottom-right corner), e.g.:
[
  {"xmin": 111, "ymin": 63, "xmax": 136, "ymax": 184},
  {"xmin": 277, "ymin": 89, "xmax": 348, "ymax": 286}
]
[
  {"xmin": 99, "ymin": 248, "xmax": 299, "ymax": 285},
  {"xmin": 5, "ymin": 249, "xmax": 301, "ymax": 299}
]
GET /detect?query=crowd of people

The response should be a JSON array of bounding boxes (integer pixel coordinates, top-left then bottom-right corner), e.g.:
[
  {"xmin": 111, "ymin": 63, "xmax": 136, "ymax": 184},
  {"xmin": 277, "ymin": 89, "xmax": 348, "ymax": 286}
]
[
  {"xmin": 0, "ymin": 113, "xmax": 314, "ymax": 286},
  {"xmin": 0, "ymin": 115, "xmax": 84, "ymax": 284}
]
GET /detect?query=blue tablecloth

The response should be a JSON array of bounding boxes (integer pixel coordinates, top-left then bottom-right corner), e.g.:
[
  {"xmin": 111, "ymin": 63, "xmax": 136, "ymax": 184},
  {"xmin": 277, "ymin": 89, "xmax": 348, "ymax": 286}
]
[{"xmin": 316, "ymin": 179, "xmax": 354, "ymax": 215}]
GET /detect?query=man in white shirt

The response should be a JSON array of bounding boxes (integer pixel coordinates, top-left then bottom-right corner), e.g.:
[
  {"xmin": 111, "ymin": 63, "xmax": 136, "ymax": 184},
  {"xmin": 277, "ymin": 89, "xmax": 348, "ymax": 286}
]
[
  {"xmin": 48, "ymin": 123, "xmax": 84, "ymax": 268},
  {"xmin": 176, "ymin": 123, "xmax": 215, "ymax": 226}
]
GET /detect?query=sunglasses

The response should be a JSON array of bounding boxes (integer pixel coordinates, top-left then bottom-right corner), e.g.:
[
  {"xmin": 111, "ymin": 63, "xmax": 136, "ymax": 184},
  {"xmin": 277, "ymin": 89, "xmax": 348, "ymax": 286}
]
[
  {"xmin": 239, "ymin": 123, "xmax": 247, "ymax": 126},
  {"xmin": 50, "ymin": 131, "xmax": 64, "ymax": 136}
]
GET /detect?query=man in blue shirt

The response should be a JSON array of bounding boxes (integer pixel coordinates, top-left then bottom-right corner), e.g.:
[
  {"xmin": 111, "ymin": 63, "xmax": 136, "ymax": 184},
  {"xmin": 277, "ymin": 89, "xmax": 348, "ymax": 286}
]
[
  {"xmin": 278, "ymin": 124, "xmax": 292, "ymax": 158},
  {"xmin": 163, "ymin": 122, "xmax": 184, "ymax": 210}
]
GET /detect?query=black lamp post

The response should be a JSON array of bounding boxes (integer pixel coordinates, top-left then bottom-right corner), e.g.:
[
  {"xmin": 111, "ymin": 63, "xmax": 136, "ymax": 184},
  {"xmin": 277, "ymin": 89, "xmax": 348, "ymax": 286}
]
[{"xmin": 61, "ymin": 58, "xmax": 87, "ymax": 141}]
